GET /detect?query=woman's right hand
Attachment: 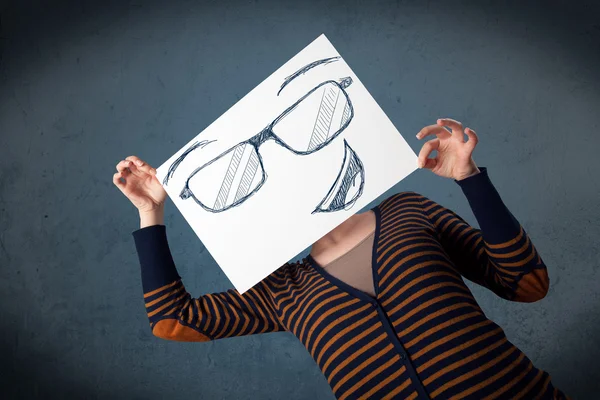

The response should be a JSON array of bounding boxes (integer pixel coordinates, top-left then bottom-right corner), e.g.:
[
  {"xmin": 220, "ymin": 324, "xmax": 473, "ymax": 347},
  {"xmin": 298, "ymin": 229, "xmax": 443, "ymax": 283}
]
[{"xmin": 113, "ymin": 156, "xmax": 167, "ymax": 216}]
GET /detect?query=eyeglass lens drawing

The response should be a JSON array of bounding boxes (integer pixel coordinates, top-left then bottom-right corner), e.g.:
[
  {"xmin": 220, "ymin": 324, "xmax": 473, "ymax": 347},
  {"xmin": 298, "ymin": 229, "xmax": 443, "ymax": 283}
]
[{"xmin": 162, "ymin": 57, "xmax": 366, "ymax": 215}]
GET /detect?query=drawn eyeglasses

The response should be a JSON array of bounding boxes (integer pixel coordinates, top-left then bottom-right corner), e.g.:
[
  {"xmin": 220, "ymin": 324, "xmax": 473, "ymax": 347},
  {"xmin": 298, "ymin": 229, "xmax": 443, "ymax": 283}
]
[{"xmin": 178, "ymin": 76, "xmax": 354, "ymax": 213}]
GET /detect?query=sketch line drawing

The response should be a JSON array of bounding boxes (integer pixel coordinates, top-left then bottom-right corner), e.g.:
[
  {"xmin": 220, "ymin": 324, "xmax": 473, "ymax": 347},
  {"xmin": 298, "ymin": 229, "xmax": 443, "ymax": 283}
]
[
  {"xmin": 233, "ymin": 149, "xmax": 260, "ymax": 202},
  {"xmin": 162, "ymin": 139, "xmax": 216, "ymax": 185},
  {"xmin": 178, "ymin": 76, "xmax": 355, "ymax": 213},
  {"xmin": 277, "ymin": 56, "xmax": 341, "ymax": 96},
  {"xmin": 180, "ymin": 142, "xmax": 267, "ymax": 212},
  {"xmin": 313, "ymin": 139, "xmax": 365, "ymax": 214}
]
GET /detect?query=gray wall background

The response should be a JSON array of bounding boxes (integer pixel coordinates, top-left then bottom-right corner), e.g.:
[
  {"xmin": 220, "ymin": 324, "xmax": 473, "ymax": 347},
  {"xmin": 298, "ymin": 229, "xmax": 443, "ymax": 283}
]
[{"xmin": 1, "ymin": 0, "xmax": 598, "ymax": 398}]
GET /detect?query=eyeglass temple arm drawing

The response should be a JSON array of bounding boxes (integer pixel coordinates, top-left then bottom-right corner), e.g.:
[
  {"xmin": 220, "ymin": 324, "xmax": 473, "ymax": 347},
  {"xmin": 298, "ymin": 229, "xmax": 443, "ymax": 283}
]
[
  {"xmin": 162, "ymin": 139, "xmax": 216, "ymax": 186},
  {"xmin": 277, "ymin": 56, "xmax": 341, "ymax": 96}
]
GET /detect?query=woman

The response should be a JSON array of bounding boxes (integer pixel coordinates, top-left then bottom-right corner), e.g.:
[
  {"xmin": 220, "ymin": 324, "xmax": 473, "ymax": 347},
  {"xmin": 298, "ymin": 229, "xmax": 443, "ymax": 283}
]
[{"xmin": 114, "ymin": 118, "xmax": 568, "ymax": 399}]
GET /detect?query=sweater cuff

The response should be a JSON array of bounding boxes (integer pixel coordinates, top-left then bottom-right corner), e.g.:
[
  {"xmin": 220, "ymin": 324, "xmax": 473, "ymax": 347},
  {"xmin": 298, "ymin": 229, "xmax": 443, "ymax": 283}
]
[
  {"xmin": 132, "ymin": 225, "xmax": 181, "ymax": 294},
  {"xmin": 454, "ymin": 167, "xmax": 521, "ymax": 243}
]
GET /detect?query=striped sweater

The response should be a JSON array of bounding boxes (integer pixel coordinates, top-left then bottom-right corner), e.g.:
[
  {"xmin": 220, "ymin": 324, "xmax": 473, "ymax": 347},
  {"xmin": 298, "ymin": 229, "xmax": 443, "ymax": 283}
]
[{"xmin": 133, "ymin": 167, "xmax": 568, "ymax": 399}]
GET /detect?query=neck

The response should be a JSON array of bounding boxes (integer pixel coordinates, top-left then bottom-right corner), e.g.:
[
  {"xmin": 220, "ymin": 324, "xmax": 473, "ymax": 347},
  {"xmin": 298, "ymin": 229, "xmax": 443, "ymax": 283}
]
[{"xmin": 311, "ymin": 212, "xmax": 365, "ymax": 253}]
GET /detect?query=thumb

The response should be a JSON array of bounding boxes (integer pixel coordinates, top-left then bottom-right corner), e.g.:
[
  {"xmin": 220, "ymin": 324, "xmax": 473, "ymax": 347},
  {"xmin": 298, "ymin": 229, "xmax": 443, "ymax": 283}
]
[{"xmin": 422, "ymin": 157, "xmax": 437, "ymax": 170}]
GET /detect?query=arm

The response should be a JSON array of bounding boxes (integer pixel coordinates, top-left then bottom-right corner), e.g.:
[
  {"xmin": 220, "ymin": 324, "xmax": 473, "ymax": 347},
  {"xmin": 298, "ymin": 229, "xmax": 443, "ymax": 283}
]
[
  {"xmin": 113, "ymin": 155, "xmax": 286, "ymax": 342},
  {"xmin": 133, "ymin": 223, "xmax": 286, "ymax": 341},
  {"xmin": 418, "ymin": 167, "xmax": 549, "ymax": 302}
]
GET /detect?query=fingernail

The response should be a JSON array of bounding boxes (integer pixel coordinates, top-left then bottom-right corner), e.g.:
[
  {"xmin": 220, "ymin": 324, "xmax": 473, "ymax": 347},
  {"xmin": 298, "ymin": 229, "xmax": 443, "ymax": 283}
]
[
  {"xmin": 136, "ymin": 160, "xmax": 143, "ymax": 166},
  {"xmin": 415, "ymin": 133, "xmax": 420, "ymax": 139}
]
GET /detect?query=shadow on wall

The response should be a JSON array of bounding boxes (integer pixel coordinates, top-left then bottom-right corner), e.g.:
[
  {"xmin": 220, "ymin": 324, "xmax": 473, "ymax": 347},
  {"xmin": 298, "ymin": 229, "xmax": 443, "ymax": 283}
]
[
  {"xmin": 0, "ymin": 339, "xmax": 153, "ymax": 399},
  {"xmin": 0, "ymin": 341, "xmax": 86, "ymax": 398},
  {"xmin": 551, "ymin": 306, "xmax": 600, "ymax": 398}
]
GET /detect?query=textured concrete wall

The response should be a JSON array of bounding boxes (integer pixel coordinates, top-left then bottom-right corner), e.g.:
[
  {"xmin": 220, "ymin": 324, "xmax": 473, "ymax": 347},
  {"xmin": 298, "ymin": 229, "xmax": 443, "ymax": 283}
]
[{"xmin": 1, "ymin": 0, "xmax": 598, "ymax": 398}]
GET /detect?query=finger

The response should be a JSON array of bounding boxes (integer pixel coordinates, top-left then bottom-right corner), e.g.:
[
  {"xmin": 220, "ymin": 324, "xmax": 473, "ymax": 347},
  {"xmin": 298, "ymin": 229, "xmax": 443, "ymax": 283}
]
[
  {"xmin": 417, "ymin": 138, "xmax": 440, "ymax": 168},
  {"xmin": 132, "ymin": 160, "xmax": 157, "ymax": 176},
  {"xmin": 126, "ymin": 162, "xmax": 145, "ymax": 178},
  {"xmin": 113, "ymin": 172, "xmax": 126, "ymax": 190},
  {"xmin": 437, "ymin": 118, "xmax": 464, "ymax": 142},
  {"xmin": 464, "ymin": 127, "xmax": 479, "ymax": 151},
  {"xmin": 422, "ymin": 157, "xmax": 438, "ymax": 170},
  {"xmin": 126, "ymin": 156, "xmax": 157, "ymax": 176},
  {"xmin": 417, "ymin": 124, "xmax": 451, "ymax": 140},
  {"xmin": 127, "ymin": 162, "xmax": 157, "ymax": 179},
  {"xmin": 116, "ymin": 159, "xmax": 133, "ymax": 173},
  {"xmin": 125, "ymin": 155, "xmax": 142, "ymax": 164}
]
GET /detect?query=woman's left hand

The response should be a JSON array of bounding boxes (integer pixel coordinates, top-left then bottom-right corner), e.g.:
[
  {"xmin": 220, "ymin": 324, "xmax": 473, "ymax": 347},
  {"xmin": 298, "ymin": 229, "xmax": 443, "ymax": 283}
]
[{"xmin": 416, "ymin": 118, "xmax": 481, "ymax": 181}]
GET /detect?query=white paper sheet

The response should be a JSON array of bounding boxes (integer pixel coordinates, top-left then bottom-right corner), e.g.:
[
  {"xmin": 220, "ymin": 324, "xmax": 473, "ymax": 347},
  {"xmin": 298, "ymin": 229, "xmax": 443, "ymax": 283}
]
[{"xmin": 156, "ymin": 34, "xmax": 418, "ymax": 294}]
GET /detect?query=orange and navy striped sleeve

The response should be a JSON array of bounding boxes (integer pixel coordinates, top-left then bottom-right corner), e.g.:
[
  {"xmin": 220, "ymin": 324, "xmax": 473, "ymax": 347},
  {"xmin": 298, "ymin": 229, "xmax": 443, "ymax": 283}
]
[
  {"xmin": 418, "ymin": 167, "xmax": 549, "ymax": 303},
  {"xmin": 132, "ymin": 225, "xmax": 286, "ymax": 342}
]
